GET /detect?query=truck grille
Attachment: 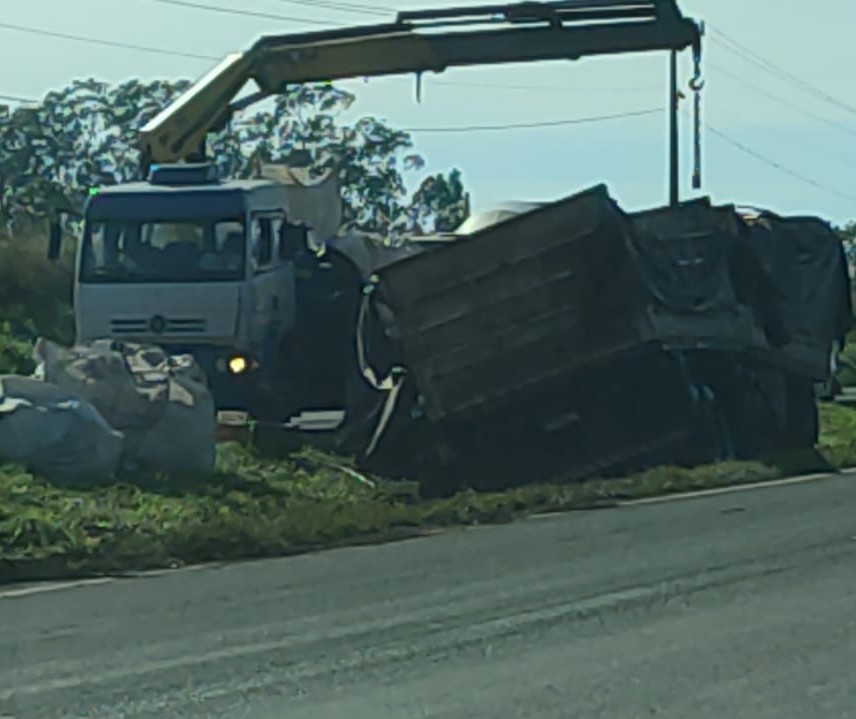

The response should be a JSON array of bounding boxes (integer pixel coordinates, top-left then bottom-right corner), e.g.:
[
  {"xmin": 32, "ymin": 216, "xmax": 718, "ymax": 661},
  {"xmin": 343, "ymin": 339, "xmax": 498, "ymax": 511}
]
[{"xmin": 110, "ymin": 318, "xmax": 208, "ymax": 335}]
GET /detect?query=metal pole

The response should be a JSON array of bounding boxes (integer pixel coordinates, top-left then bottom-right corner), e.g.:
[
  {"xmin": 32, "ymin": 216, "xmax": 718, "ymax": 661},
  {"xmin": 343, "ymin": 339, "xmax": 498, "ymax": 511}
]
[{"xmin": 669, "ymin": 49, "xmax": 679, "ymax": 206}]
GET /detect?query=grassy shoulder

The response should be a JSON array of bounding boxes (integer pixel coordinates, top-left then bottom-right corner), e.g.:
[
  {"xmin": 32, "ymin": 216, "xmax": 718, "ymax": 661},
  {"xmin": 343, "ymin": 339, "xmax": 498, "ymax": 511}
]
[
  {"xmin": 2, "ymin": 403, "xmax": 855, "ymax": 584},
  {"xmin": 0, "ymin": 225, "xmax": 75, "ymax": 375}
]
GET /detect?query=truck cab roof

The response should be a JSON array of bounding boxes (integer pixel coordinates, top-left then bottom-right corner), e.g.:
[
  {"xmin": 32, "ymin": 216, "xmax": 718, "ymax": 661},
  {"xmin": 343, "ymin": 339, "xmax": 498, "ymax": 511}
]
[
  {"xmin": 86, "ymin": 179, "xmax": 291, "ymax": 221},
  {"xmin": 92, "ymin": 178, "xmax": 283, "ymax": 196},
  {"xmin": 85, "ymin": 163, "xmax": 343, "ymax": 238}
]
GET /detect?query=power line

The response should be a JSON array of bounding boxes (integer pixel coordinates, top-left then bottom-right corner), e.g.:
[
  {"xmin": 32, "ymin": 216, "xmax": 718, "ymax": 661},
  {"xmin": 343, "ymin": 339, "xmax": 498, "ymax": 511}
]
[
  {"xmin": 360, "ymin": 74, "xmax": 659, "ymax": 93},
  {"xmin": 0, "ymin": 78, "xmax": 658, "ymax": 109},
  {"xmin": 0, "ymin": 95, "xmax": 661, "ymax": 133},
  {"xmin": 143, "ymin": 0, "xmax": 337, "ymax": 25},
  {"xmin": 700, "ymin": 116, "xmax": 856, "ymax": 205},
  {"xmin": 0, "ymin": 18, "xmax": 660, "ymax": 96},
  {"xmin": 402, "ymin": 107, "xmax": 662, "ymax": 133},
  {"xmin": 708, "ymin": 29, "xmax": 822, "ymax": 98},
  {"xmin": 707, "ymin": 62, "xmax": 856, "ymax": 140},
  {"xmin": 131, "ymin": 1, "xmax": 658, "ymax": 98},
  {"xmin": 0, "ymin": 77, "xmax": 661, "ymax": 132},
  {"xmin": 0, "ymin": 93, "xmax": 37, "ymax": 104},
  {"xmin": 720, "ymin": 119, "xmax": 856, "ymax": 172},
  {"xmin": 268, "ymin": 0, "xmax": 389, "ymax": 16},
  {"xmin": 431, "ymin": 79, "xmax": 659, "ymax": 94},
  {"xmin": 146, "ymin": 0, "xmax": 663, "ymax": 94},
  {"xmin": 708, "ymin": 25, "xmax": 856, "ymax": 119},
  {"xmin": 0, "ymin": 21, "xmax": 219, "ymax": 61}
]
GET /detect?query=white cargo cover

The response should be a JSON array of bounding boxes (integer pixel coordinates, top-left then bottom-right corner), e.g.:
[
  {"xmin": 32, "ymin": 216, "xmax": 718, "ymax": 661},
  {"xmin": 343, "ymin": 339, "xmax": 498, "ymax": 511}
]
[{"xmin": 259, "ymin": 163, "xmax": 342, "ymax": 242}]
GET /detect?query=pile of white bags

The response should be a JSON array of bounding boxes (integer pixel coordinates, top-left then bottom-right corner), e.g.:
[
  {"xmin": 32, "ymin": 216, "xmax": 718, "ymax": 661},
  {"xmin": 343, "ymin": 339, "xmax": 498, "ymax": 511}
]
[
  {"xmin": 0, "ymin": 338, "xmax": 216, "ymax": 483},
  {"xmin": 34, "ymin": 338, "xmax": 216, "ymax": 477}
]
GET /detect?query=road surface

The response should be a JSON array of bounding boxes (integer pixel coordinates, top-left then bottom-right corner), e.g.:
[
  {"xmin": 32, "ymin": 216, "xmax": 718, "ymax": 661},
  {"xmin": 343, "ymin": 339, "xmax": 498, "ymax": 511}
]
[{"xmin": 2, "ymin": 472, "xmax": 856, "ymax": 719}]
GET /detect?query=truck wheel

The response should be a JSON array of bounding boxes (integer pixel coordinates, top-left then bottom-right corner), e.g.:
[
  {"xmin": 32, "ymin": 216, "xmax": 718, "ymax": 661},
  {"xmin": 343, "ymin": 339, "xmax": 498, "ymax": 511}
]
[
  {"xmin": 251, "ymin": 420, "xmax": 303, "ymax": 458},
  {"xmin": 782, "ymin": 376, "xmax": 820, "ymax": 449},
  {"xmin": 249, "ymin": 387, "xmax": 300, "ymax": 458}
]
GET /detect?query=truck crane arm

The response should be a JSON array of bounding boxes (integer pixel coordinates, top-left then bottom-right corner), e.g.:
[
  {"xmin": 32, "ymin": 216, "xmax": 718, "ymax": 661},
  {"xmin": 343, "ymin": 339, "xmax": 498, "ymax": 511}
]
[{"xmin": 138, "ymin": 0, "xmax": 702, "ymax": 171}]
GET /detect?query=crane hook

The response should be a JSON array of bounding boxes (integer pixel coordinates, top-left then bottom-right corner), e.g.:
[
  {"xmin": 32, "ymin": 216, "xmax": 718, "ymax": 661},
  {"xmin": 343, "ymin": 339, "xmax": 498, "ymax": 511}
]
[{"xmin": 690, "ymin": 43, "xmax": 704, "ymax": 190}]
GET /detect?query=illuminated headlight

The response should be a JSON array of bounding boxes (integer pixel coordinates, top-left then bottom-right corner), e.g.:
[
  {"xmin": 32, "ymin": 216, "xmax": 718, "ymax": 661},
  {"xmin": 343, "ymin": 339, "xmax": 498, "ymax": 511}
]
[
  {"xmin": 228, "ymin": 356, "xmax": 249, "ymax": 375},
  {"xmin": 214, "ymin": 355, "xmax": 258, "ymax": 374}
]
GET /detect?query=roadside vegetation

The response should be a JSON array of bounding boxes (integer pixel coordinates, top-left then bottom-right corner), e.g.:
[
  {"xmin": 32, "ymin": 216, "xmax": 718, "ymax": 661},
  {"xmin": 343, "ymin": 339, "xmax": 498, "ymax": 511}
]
[
  {"xmin": 2, "ymin": 405, "xmax": 855, "ymax": 584},
  {"xmin": 0, "ymin": 225, "xmax": 73, "ymax": 374}
]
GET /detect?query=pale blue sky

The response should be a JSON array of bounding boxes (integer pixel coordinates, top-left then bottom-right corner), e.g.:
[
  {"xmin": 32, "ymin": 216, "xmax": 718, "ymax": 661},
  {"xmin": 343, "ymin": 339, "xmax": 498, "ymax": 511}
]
[{"xmin": 3, "ymin": 0, "xmax": 856, "ymax": 225}]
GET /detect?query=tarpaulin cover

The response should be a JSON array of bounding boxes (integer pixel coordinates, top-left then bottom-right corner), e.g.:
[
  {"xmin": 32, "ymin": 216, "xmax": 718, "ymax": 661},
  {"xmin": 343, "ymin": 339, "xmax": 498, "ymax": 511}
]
[
  {"xmin": 629, "ymin": 200, "xmax": 786, "ymax": 351},
  {"xmin": 374, "ymin": 186, "xmax": 785, "ymax": 422},
  {"xmin": 740, "ymin": 212, "xmax": 854, "ymax": 347}
]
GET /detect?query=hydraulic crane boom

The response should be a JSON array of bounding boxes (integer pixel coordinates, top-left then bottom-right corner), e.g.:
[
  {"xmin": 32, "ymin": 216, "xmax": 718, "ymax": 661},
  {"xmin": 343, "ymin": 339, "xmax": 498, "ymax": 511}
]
[{"xmin": 139, "ymin": 0, "xmax": 703, "ymax": 173}]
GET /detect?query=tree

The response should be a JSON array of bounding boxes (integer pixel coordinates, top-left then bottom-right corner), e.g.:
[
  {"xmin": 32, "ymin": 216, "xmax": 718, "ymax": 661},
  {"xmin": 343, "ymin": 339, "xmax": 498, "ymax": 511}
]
[
  {"xmin": 836, "ymin": 221, "xmax": 856, "ymax": 267},
  {"xmin": 209, "ymin": 83, "xmax": 469, "ymax": 236},
  {"xmin": 0, "ymin": 78, "xmax": 470, "ymax": 237},
  {"xmin": 407, "ymin": 169, "xmax": 470, "ymax": 233},
  {"xmin": 0, "ymin": 78, "xmax": 193, "ymax": 220}
]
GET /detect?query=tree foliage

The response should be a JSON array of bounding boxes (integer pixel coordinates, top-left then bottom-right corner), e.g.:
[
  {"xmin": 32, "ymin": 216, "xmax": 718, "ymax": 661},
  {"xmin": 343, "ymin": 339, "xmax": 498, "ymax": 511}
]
[
  {"xmin": 0, "ymin": 79, "xmax": 470, "ymax": 236},
  {"xmin": 836, "ymin": 221, "xmax": 856, "ymax": 267}
]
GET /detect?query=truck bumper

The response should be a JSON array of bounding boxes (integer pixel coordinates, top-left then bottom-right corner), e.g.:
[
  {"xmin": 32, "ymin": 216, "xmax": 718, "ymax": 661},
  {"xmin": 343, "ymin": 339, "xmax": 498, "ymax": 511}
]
[{"xmin": 160, "ymin": 344, "xmax": 268, "ymax": 417}]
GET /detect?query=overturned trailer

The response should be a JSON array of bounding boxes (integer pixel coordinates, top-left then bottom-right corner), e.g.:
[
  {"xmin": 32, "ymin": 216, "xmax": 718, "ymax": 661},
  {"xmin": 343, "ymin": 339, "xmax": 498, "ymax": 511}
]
[{"xmin": 323, "ymin": 185, "xmax": 853, "ymax": 491}]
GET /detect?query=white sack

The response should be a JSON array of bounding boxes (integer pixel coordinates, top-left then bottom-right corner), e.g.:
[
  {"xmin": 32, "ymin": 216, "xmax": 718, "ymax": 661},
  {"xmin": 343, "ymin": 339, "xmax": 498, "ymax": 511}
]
[
  {"xmin": 34, "ymin": 339, "xmax": 216, "ymax": 476},
  {"xmin": 0, "ymin": 375, "xmax": 123, "ymax": 484}
]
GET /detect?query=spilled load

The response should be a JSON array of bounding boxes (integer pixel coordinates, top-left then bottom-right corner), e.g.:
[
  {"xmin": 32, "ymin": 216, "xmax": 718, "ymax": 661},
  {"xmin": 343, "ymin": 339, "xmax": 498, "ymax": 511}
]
[{"xmin": 334, "ymin": 186, "xmax": 853, "ymax": 489}]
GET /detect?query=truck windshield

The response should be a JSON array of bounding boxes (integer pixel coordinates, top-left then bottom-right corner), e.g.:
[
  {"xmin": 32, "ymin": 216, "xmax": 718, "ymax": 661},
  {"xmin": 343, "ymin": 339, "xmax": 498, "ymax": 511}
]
[{"xmin": 79, "ymin": 218, "xmax": 246, "ymax": 283}]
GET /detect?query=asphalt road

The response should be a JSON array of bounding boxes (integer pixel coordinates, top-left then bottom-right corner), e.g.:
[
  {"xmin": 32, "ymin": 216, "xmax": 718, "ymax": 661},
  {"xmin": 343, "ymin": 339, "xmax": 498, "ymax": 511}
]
[{"xmin": 3, "ymin": 473, "xmax": 856, "ymax": 719}]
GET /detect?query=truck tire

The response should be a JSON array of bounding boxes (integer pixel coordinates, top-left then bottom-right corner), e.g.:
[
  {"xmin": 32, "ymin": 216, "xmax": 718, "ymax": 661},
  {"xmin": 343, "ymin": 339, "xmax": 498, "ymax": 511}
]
[
  {"xmin": 251, "ymin": 421, "xmax": 302, "ymax": 458},
  {"xmin": 782, "ymin": 375, "xmax": 820, "ymax": 449}
]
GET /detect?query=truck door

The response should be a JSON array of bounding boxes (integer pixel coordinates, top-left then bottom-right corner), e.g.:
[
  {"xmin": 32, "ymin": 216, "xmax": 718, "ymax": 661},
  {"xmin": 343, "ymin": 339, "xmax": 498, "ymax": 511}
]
[{"xmin": 248, "ymin": 213, "xmax": 296, "ymax": 375}]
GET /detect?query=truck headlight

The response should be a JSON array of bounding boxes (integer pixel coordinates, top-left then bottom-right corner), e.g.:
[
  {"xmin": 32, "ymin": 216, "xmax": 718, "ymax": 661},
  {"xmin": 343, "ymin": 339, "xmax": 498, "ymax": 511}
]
[{"xmin": 228, "ymin": 355, "xmax": 249, "ymax": 375}]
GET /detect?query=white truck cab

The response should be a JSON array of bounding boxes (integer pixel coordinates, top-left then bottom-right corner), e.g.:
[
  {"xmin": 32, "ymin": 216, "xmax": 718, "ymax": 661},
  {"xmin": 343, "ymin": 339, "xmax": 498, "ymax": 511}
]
[{"xmin": 54, "ymin": 162, "xmax": 343, "ymax": 423}]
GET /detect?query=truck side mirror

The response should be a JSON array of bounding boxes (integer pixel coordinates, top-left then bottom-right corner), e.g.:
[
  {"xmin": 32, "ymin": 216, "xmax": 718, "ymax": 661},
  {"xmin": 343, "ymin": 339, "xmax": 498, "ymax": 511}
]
[{"xmin": 47, "ymin": 217, "xmax": 63, "ymax": 261}]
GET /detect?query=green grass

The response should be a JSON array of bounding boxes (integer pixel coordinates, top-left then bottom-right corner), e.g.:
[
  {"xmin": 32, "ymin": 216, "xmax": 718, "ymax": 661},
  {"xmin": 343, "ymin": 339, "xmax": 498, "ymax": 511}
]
[
  {"xmin": 0, "ymin": 321, "xmax": 36, "ymax": 375},
  {"xmin": 817, "ymin": 402, "xmax": 856, "ymax": 467},
  {"xmin": 2, "ymin": 406, "xmax": 855, "ymax": 584},
  {"xmin": 0, "ymin": 224, "xmax": 75, "ymax": 376},
  {"xmin": 831, "ymin": 320, "xmax": 856, "ymax": 387},
  {"xmin": 0, "ymin": 224, "xmax": 75, "ymax": 365}
]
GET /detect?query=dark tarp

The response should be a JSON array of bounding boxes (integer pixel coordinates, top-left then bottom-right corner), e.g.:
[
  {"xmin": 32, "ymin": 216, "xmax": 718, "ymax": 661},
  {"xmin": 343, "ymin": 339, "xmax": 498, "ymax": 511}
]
[
  {"xmin": 628, "ymin": 200, "xmax": 783, "ymax": 351},
  {"xmin": 629, "ymin": 198, "xmax": 738, "ymax": 315},
  {"xmin": 357, "ymin": 188, "xmax": 851, "ymax": 485},
  {"xmin": 373, "ymin": 186, "xmax": 779, "ymax": 424},
  {"xmin": 738, "ymin": 211, "xmax": 854, "ymax": 349}
]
